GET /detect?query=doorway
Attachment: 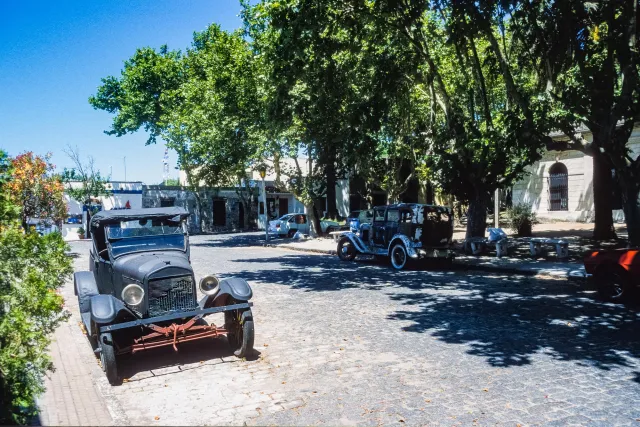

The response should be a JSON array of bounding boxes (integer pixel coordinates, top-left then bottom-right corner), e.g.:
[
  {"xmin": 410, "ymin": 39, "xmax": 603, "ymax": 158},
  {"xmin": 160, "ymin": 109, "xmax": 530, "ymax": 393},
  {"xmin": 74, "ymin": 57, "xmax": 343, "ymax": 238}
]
[
  {"xmin": 278, "ymin": 197, "xmax": 289, "ymax": 217},
  {"xmin": 212, "ymin": 199, "xmax": 226, "ymax": 226}
]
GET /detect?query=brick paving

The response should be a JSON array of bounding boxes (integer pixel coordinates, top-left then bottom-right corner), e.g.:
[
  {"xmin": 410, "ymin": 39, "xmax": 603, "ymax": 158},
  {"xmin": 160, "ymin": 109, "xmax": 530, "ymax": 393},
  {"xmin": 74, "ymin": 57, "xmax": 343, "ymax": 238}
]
[{"xmin": 37, "ymin": 234, "xmax": 640, "ymax": 426}]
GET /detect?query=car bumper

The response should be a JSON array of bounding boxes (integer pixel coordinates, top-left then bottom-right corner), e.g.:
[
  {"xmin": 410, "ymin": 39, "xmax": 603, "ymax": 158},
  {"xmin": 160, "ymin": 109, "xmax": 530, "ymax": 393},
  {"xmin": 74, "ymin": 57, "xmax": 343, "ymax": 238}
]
[{"xmin": 99, "ymin": 302, "xmax": 253, "ymax": 333}]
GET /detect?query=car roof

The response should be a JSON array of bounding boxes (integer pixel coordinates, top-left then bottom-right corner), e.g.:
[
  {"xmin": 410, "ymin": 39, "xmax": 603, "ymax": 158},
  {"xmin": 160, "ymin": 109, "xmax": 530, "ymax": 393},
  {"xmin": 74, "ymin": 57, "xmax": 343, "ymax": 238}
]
[
  {"xmin": 90, "ymin": 207, "xmax": 189, "ymax": 230},
  {"xmin": 373, "ymin": 203, "xmax": 450, "ymax": 210}
]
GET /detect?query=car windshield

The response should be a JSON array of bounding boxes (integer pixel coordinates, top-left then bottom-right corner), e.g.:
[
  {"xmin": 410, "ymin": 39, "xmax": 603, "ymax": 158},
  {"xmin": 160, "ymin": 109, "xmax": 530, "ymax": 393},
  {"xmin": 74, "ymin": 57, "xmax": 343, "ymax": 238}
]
[
  {"xmin": 278, "ymin": 214, "xmax": 293, "ymax": 221},
  {"xmin": 106, "ymin": 218, "xmax": 186, "ymax": 257}
]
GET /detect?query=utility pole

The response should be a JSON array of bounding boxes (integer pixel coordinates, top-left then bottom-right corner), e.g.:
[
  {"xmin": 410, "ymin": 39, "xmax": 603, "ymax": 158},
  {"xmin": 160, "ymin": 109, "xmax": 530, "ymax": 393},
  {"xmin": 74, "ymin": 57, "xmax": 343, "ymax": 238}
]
[
  {"xmin": 259, "ymin": 166, "xmax": 269, "ymax": 243},
  {"xmin": 494, "ymin": 188, "xmax": 500, "ymax": 228}
]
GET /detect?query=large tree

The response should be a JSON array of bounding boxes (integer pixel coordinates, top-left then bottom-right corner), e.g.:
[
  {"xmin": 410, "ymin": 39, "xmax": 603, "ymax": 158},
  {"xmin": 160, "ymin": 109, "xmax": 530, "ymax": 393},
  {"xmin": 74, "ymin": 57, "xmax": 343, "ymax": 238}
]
[
  {"xmin": 508, "ymin": 0, "xmax": 640, "ymax": 243},
  {"xmin": 90, "ymin": 26, "xmax": 262, "ymax": 231},
  {"xmin": 368, "ymin": 0, "xmax": 549, "ymax": 238}
]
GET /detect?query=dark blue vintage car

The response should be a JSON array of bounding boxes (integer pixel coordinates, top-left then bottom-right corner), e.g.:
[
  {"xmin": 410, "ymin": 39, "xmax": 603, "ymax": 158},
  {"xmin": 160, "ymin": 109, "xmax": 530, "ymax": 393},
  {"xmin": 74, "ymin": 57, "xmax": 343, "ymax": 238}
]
[{"xmin": 75, "ymin": 207, "xmax": 254, "ymax": 385}]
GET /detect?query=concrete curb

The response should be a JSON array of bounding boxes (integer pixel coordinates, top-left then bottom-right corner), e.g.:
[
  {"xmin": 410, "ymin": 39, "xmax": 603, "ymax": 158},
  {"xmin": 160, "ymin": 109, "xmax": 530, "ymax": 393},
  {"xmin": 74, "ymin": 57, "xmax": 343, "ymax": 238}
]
[{"xmin": 261, "ymin": 243, "xmax": 584, "ymax": 279}]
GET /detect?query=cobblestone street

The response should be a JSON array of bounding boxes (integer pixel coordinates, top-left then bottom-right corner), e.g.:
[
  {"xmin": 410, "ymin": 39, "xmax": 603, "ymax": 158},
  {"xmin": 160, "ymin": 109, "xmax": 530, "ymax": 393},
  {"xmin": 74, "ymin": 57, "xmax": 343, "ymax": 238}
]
[{"xmin": 39, "ymin": 233, "xmax": 640, "ymax": 426}]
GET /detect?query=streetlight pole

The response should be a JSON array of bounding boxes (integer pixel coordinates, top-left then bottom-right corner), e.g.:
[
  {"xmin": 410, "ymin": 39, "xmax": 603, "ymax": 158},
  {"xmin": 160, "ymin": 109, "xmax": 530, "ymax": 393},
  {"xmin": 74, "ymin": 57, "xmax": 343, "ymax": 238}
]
[{"xmin": 259, "ymin": 166, "xmax": 268, "ymax": 243}]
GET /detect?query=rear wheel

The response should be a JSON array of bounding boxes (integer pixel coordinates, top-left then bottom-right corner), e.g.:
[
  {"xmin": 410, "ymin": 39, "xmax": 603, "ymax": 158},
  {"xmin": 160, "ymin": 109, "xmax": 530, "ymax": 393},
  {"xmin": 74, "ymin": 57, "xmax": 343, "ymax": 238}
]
[
  {"xmin": 225, "ymin": 308, "xmax": 254, "ymax": 358},
  {"xmin": 390, "ymin": 243, "xmax": 408, "ymax": 270},
  {"xmin": 287, "ymin": 229, "xmax": 296, "ymax": 238},
  {"xmin": 99, "ymin": 332, "xmax": 120, "ymax": 386},
  {"xmin": 596, "ymin": 266, "xmax": 632, "ymax": 303},
  {"xmin": 337, "ymin": 237, "xmax": 357, "ymax": 261}
]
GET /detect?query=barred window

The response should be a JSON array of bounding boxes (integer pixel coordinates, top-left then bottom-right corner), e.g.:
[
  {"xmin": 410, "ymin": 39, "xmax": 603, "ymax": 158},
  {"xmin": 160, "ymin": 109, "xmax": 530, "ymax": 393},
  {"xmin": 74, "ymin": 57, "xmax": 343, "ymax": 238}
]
[{"xmin": 549, "ymin": 162, "xmax": 568, "ymax": 211}]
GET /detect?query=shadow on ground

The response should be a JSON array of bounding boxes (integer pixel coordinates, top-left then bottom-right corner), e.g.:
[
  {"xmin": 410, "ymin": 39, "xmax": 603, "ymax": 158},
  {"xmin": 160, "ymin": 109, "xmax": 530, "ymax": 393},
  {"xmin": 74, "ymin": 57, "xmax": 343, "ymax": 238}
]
[
  {"xmin": 229, "ymin": 250, "xmax": 640, "ymax": 376},
  {"xmin": 112, "ymin": 335, "xmax": 260, "ymax": 382},
  {"xmin": 190, "ymin": 232, "xmax": 263, "ymax": 248}
]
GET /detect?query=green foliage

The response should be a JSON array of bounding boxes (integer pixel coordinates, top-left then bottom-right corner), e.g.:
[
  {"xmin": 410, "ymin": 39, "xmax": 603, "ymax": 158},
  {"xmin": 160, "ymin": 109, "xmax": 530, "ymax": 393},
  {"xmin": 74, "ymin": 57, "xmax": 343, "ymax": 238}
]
[
  {"xmin": 506, "ymin": 203, "xmax": 538, "ymax": 233},
  {"xmin": 0, "ymin": 150, "xmax": 73, "ymax": 425},
  {"xmin": 161, "ymin": 178, "xmax": 180, "ymax": 186}
]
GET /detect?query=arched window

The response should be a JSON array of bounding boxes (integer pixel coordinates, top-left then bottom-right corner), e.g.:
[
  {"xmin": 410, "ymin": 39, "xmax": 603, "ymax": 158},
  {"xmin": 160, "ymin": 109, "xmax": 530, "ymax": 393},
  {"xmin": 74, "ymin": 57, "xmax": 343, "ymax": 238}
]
[{"xmin": 549, "ymin": 162, "xmax": 568, "ymax": 211}]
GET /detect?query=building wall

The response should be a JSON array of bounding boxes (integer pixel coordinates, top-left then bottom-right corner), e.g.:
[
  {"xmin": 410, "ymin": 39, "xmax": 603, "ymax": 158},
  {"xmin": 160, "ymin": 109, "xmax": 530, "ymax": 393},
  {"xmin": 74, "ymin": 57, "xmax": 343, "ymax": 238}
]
[
  {"xmin": 512, "ymin": 126, "xmax": 640, "ymax": 222},
  {"xmin": 143, "ymin": 186, "xmax": 255, "ymax": 234}
]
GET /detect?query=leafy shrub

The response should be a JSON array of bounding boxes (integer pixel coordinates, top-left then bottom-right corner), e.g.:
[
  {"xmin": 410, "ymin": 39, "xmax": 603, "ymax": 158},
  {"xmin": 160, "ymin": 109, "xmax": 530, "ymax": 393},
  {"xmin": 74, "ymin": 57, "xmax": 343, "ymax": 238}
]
[
  {"xmin": 77, "ymin": 226, "xmax": 85, "ymax": 237},
  {"xmin": 506, "ymin": 203, "xmax": 538, "ymax": 236},
  {"xmin": 0, "ymin": 228, "xmax": 72, "ymax": 424},
  {"xmin": 0, "ymin": 149, "xmax": 72, "ymax": 425}
]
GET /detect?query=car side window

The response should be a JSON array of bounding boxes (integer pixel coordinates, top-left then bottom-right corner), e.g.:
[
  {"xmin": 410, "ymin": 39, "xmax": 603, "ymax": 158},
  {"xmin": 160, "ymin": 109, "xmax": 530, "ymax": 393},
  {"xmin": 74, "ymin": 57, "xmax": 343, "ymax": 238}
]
[
  {"xmin": 400, "ymin": 209, "xmax": 413, "ymax": 223},
  {"xmin": 374, "ymin": 209, "xmax": 385, "ymax": 222},
  {"xmin": 296, "ymin": 215, "xmax": 307, "ymax": 224},
  {"xmin": 386, "ymin": 209, "xmax": 400, "ymax": 222}
]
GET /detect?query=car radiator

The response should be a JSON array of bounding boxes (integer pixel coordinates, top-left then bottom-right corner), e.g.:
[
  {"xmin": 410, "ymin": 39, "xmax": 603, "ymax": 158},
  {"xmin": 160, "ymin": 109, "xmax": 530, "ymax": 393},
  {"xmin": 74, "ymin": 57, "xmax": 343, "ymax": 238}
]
[{"xmin": 148, "ymin": 275, "xmax": 197, "ymax": 317}]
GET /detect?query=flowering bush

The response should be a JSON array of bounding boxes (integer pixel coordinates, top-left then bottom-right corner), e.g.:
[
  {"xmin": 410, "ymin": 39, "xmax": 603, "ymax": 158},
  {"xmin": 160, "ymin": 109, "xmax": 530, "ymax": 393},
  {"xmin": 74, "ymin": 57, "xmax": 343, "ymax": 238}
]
[{"xmin": 0, "ymin": 150, "xmax": 72, "ymax": 424}]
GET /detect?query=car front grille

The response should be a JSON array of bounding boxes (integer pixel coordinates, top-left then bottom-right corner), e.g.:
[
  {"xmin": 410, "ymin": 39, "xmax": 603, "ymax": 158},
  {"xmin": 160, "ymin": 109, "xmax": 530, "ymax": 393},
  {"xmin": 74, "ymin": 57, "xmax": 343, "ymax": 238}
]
[{"xmin": 148, "ymin": 275, "xmax": 197, "ymax": 317}]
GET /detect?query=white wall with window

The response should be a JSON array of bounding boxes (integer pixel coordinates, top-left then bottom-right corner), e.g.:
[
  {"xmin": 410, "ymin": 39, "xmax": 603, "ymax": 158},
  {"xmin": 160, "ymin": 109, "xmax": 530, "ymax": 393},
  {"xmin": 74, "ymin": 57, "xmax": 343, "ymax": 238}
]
[{"xmin": 512, "ymin": 125, "xmax": 640, "ymax": 222}]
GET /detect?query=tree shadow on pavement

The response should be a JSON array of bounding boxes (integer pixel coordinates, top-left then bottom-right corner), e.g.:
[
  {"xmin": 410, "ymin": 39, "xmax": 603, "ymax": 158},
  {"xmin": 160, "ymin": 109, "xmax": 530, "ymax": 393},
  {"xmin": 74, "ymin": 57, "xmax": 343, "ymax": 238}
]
[
  {"xmin": 190, "ymin": 233, "xmax": 263, "ymax": 248},
  {"xmin": 233, "ymin": 252, "xmax": 640, "ymax": 374}
]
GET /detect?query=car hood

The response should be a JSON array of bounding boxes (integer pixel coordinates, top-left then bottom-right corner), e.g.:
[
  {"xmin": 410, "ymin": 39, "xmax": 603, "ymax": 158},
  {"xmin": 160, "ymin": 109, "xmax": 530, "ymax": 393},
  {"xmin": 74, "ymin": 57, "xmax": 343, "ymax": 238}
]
[{"xmin": 113, "ymin": 251, "xmax": 193, "ymax": 282}]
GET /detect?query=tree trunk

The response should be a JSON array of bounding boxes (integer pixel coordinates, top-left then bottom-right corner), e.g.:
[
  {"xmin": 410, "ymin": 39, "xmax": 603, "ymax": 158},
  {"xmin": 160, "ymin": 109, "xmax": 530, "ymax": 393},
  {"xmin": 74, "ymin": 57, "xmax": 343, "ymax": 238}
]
[
  {"xmin": 592, "ymin": 152, "xmax": 617, "ymax": 240},
  {"xmin": 426, "ymin": 181, "xmax": 435, "ymax": 205},
  {"xmin": 305, "ymin": 202, "xmax": 321, "ymax": 237},
  {"xmin": 465, "ymin": 192, "xmax": 488, "ymax": 239},
  {"xmin": 325, "ymin": 160, "xmax": 338, "ymax": 219},
  {"xmin": 622, "ymin": 184, "xmax": 640, "ymax": 246}
]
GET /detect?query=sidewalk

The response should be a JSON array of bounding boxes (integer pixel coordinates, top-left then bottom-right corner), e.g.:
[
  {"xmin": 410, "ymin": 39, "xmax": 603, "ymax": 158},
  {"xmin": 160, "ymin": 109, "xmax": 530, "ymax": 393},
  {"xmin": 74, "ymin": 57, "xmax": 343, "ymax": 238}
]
[{"xmin": 264, "ymin": 236, "xmax": 585, "ymax": 279}]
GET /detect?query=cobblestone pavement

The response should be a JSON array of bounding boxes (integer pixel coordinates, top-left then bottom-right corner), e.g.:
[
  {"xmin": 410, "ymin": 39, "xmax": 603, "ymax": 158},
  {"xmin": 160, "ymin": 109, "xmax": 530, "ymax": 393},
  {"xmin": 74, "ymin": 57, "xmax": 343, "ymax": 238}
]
[{"xmin": 40, "ymin": 233, "xmax": 640, "ymax": 426}]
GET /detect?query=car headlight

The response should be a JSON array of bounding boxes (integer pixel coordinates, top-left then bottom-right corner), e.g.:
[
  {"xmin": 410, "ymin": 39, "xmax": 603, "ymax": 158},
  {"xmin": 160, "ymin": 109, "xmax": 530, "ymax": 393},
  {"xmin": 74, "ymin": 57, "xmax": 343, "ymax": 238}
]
[
  {"xmin": 121, "ymin": 284, "xmax": 144, "ymax": 305},
  {"xmin": 199, "ymin": 275, "xmax": 220, "ymax": 295}
]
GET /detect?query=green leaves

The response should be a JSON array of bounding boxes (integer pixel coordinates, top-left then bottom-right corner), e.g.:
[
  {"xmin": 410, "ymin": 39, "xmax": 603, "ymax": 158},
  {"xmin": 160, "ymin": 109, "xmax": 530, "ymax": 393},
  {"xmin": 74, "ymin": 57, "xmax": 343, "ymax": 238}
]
[{"xmin": 0, "ymin": 150, "xmax": 72, "ymax": 424}]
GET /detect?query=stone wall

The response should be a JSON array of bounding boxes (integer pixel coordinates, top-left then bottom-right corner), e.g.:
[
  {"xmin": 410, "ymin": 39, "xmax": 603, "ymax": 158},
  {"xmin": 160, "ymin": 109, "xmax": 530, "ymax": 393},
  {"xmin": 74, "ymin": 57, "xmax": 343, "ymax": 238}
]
[{"xmin": 143, "ymin": 186, "xmax": 257, "ymax": 233}]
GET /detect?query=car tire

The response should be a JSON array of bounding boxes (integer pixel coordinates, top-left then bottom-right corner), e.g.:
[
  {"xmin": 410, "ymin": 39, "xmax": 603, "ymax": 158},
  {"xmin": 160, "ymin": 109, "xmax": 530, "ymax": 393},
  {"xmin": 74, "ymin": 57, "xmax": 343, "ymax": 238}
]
[
  {"xmin": 596, "ymin": 265, "xmax": 632, "ymax": 303},
  {"xmin": 287, "ymin": 229, "xmax": 296, "ymax": 238},
  {"xmin": 99, "ymin": 332, "xmax": 120, "ymax": 386},
  {"xmin": 337, "ymin": 237, "xmax": 357, "ymax": 261},
  {"xmin": 226, "ymin": 308, "xmax": 254, "ymax": 358},
  {"xmin": 390, "ymin": 243, "xmax": 408, "ymax": 270}
]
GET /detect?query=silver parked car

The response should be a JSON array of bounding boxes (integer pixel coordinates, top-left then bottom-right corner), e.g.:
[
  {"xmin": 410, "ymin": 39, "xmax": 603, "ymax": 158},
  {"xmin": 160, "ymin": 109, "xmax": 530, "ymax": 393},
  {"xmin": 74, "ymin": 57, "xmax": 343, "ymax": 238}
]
[{"xmin": 268, "ymin": 213, "xmax": 340, "ymax": 237}]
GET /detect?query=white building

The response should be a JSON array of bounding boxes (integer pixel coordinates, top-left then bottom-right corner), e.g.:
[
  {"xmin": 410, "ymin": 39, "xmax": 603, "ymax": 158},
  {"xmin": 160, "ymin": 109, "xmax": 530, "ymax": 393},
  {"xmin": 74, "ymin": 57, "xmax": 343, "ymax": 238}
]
[
  {"xmin": 179, "ymin": 157, "xmax": 350, "ymax": 230},
  {"xmin": 62, "ymin": 181, "xmax": 143, "ymax": 241},
  {"xmin": 512, "ymin": 125, "xmax": 640, "ymax": 222}
]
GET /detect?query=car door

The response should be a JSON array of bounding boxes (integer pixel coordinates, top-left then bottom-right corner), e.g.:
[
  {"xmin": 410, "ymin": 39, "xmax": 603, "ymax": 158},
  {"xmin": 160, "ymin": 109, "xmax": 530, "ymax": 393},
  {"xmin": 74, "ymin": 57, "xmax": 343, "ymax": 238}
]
[
  {"xmin": 384, "ymin": 208, "xmax": 400, "ymax": 244},
  {"xmin": 372, "ymin": 207, "xmax": 386, "ymax": 246},
  {"xmin": 298, "ymin": 214, "xmax": 310, "ymax": 234},
  {"xmin": 92, "ymin": 228, "xmax": 114, "ymax": 294}
]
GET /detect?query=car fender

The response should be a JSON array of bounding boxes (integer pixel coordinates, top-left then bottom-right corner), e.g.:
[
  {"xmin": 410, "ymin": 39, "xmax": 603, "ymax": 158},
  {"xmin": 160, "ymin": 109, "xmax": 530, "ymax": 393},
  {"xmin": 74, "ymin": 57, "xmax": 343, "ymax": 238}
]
[
  {"xmin": 388, "ymin": 234, "xmax": 419, "ymax": 259},
  {"xmin": 75, "ymin": 271, "xmax": 99, "ymax": 314},
  {"xmin": 200, "ymin": 277, "xmax": 253, "ymax": 309},
  {"xmin": 90, "ymin": 294, "xmax": 134, "ymax": 327},
  {"xmin": 339, "ymin": 232, "xmax": 368, "ymax": 253}
]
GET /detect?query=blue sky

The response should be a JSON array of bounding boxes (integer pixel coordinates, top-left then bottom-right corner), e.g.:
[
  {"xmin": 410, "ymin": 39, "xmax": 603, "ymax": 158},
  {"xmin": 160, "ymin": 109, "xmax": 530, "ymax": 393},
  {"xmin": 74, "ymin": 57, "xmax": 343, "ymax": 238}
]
[{"xmin": 0, "ymin": 1, "xmax": 243, "ymax": 184}]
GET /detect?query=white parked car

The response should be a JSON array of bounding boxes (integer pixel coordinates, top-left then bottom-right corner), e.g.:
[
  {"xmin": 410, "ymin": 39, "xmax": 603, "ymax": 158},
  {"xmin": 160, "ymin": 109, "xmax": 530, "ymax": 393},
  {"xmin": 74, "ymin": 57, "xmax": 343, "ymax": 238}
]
[{"xmin": 268, "ymin": 213, "xmax": 340, "ymax": 238}]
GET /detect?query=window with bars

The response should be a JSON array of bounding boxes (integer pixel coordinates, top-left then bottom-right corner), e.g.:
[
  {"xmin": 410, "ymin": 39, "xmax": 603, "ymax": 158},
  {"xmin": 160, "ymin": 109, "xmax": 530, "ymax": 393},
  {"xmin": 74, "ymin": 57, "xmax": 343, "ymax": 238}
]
[{"xmin": 548, "ymin": 163, "xmax": 568, "ymax": 211}]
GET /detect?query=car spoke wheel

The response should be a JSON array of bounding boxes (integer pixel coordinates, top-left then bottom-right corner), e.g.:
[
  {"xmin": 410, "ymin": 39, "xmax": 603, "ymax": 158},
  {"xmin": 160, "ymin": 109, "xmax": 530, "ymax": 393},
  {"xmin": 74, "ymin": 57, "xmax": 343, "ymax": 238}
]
[
  {"xmin": 390, "ymin": 244, "xmax": 408, "ymax": 270},
  {"xmin": 225, "ymin": 308, "xmax": 254, "ymax": 358},
  {"xmin": 99, "ymin": 332, "xmax": 120, "ymax": 386},
  {"xmin": 337, "ymin": 237, "xmax": 357, "ymax": 261}
]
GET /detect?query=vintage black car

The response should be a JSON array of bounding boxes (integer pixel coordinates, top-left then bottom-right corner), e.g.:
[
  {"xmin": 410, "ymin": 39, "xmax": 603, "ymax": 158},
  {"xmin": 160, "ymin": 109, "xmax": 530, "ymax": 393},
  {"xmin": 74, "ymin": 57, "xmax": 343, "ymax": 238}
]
[
  {"xmin": 74, "ymin": 207, "xmax": 254, "ymax": 385},
  {"xmin": 337, "ymin": 203, "xmax": 454, "ymax": 270}
]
